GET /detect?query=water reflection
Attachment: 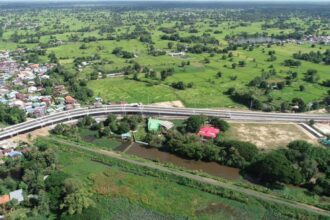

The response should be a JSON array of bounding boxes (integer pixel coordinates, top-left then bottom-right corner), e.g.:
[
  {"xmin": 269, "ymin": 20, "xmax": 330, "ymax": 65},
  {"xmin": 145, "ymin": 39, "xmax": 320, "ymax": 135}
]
[{"xmin": 126, "ymin": 143, "xmax": 240, "ymax": 180}]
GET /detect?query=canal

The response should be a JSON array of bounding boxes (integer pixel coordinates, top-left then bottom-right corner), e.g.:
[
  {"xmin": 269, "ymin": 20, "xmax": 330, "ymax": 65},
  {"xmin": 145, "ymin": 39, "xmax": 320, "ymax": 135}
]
[{"xmin": 125, "ymin": 143, "xmax": 241, "ymax": 180}]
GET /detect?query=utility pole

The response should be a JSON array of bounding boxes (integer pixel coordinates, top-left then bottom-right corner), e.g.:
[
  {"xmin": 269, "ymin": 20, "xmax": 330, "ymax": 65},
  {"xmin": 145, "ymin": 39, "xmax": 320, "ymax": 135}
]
[{"xmin": 250, "ymin": 99, "xmax": 253, "ymax": 110}]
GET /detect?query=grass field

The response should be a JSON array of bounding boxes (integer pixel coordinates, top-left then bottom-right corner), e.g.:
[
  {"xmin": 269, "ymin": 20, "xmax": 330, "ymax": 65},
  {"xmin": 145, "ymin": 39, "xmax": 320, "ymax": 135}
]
[
  {"xmin": 56, "ymin": 146, "xmax": 267, "ymax": 220},
  {"xmin": 78, "ymin": 128, "xmax": 122, "ymax": 150},
  {"xmin": 49, "ymin": 137, "xmax": 328, "ymax": 220}
]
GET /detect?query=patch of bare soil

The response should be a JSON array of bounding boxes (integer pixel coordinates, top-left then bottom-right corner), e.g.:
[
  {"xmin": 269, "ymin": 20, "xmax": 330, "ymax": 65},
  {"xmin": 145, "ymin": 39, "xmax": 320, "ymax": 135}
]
[
  {"xmin": 306, "ymin": 108, "xmax": 327, "ymax": 114},
  {"xmin": 226, "ymin": 123, "xmax": 317, "ymax": 150},
  {"xmin": 195, "ymin": 202, "xmax": 243, "ymax": 219},
  {"xmin": 149, "ymin": 100, "xmax": 185, "ymax": 108},
  {"xmin": 9, "ymin": 126, "xmax": 52, "ymax": 144}
]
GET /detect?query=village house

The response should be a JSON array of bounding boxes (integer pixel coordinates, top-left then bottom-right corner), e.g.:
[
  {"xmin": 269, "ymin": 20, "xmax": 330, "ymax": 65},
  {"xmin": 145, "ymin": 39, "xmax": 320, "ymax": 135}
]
[
  {"xmin": 53, "ymin": 85, "xmax": 68, "ymax": 96},
  {"xmin": 0, "ymin": 189, "xmax": 24, "ymax": 206},
  {"xmin": 65, "ymin": 95, "xmax": 75, "ymax": 105},
  {"xmin": 198, "ymin": 126, "xmax": 220, "ymax": 139},
  {"xmin": 168, "ymin": 51, "xmax": 186, "ymax": 57}
]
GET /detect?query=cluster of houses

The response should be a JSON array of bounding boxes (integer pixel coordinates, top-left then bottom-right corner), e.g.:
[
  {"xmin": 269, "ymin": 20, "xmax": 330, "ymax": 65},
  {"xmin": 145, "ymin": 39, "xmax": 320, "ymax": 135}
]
[
  {"xmin": 232, "ymin": 35, "xmax": 330, "ymax": 46},
  {"xmin": 303, "ymin": 35, "xmax": 330, "ymax": 45},
  {"xmin": 0, "ymin": 50, "xmax": 80, "ymax": 118},
  {"xmin": 287, "ymin": 35, "xmax": 330, "ymax": 45},
  {"xmin": 0, "ymin": 141, "xmax": 30, "ymax": 165}
]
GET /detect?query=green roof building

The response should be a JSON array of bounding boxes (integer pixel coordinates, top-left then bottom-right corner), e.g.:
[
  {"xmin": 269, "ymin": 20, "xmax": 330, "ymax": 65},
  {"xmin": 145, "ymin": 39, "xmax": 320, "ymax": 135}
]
[
  {"xmin": 148, "ymin": 118, "xmax": 174, "ymax": 132},
  {"xmin": 148, "ymin": 118, "xmax": 161, "ymax": 132}
]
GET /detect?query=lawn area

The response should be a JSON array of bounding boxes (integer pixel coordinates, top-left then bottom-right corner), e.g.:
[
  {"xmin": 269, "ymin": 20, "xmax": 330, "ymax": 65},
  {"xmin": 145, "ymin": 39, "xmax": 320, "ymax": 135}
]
[
  {"xmin": 57, "ymin": 150, "xmax": 109, "ymax": 181},
  {"xmin": 223, "ymin": 122, "xmax": 318, "ymax": 150},
  {"xmin": 78, "ymin": 128, "xmax": 122, "ymax": 150},
  {"xmin": 61, "ymin": 197, "xmax": 179, "ymax": 220}
]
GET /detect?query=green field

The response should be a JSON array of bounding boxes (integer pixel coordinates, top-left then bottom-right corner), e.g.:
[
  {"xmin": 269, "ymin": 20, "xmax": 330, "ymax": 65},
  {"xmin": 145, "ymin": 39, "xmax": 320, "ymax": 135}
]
[
  {"xmin": 1, "ymin": 5, "xmax": 330, "ymax": 109},
  {"xmin": 53, "ymin": 138, "xmax": 323, "ymax": 220},
  {"xmin": 88, "ymin": 43, "xmax": 330, "ymax": 108}
]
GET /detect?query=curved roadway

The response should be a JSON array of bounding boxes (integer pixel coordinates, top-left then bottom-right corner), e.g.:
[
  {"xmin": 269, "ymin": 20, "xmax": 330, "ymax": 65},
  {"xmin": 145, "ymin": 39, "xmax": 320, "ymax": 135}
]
[{"xmin": 1, "ymin": 104, "xmax": 330, "ymax": 140}]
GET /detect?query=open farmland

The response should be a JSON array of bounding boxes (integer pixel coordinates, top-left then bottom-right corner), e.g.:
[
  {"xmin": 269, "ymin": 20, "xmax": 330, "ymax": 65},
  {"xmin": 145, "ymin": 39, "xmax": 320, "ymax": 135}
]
[
  {"xmin": 88, "ymin": 43, "xmax": 330, "ymax": 108},
  {"xmin": 0, "ymin": 2, "xmax": 329, "ymax": 111}
]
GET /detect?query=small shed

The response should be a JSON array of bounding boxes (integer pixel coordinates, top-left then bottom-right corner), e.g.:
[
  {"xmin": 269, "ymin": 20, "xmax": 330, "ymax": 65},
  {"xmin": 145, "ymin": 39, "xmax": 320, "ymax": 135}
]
[
  {"xmin": 8, "ymin": 151, "xmax": 23, "ymax": 158},
  {"xmin": 9, "ymin": 189, "xmax": 24, "ymax": 203},
  {"xmin": 148, "ymin": 118, "xmax": 174, "ymax": 132},
  {"xmin": 121, "ymin": 132, "xmax": 132, "ymax": 140}
]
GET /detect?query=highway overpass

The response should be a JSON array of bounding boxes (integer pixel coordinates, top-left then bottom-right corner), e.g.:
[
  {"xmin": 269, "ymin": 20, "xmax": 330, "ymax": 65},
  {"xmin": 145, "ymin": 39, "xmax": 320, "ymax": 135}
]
[{"xmin": 1, "ymin": 105, "xmax": 330, "ymax": 140}]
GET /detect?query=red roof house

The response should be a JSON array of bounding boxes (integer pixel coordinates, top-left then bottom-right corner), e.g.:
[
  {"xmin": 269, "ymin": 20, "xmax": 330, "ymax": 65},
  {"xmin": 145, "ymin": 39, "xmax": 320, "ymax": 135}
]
[
  {"xmin": 64, "ymin": 96, "xmax": 75, "ymax": 104},
  {"xmin": 0, "ymin": 195, "xmax": 10, "ymax": 205},
  {"xmin": 198, "ymin": 126, "xmax": 220, "ymax": 139}
]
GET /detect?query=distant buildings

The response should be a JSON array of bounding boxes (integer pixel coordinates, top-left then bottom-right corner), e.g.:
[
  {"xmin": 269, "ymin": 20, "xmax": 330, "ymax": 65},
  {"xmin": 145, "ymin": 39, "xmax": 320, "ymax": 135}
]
[
  {"xmin": 0, "ymin": 49, "xmax": 81, "ymax": 118},
  {"xmin": 168, "ymin": 52, "xmax": 186, "ymax": 57}
]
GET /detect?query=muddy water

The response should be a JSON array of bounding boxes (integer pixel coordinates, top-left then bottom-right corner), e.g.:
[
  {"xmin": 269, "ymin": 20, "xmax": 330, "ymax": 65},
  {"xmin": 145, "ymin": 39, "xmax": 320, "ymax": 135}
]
[{"xmin": 126, "ymin": 143, "xmax": 240, "ymax": 180}]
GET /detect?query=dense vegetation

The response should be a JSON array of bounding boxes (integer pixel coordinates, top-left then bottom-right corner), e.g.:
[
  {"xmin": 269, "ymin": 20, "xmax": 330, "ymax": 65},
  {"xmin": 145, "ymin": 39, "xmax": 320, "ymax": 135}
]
[
  {"xmin": 0, "ymin": 143, "xmax": 94, "ymax": 218},
  {"xmin": 52, "ymin": 114, "xmax": 330, "ymax": 198},
  {"xmin": 142, "ymin": 115, "xmax": 330, "ymax": 197},
  {"xmin": 0, "ymin": 104, "xmax": 26, "ymax": 125},
  {"xmin": 34, "ymin": 137, "xmax": 326, "ymax": 220}
]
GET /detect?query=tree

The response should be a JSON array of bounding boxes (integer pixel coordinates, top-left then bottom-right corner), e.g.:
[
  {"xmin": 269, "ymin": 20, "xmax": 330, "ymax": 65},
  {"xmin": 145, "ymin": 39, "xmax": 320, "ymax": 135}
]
[
  {"xmin": 208, "ymin": 117, "xmax": 230, "ymax": 132},
  {"xmin": 247, "ymin": 152, "xmax": 303, "ymax": 185},
  {"xmin": 184, "ymin": 115, "xmax": 206, "ymax": 133},
  {"xmin": 144, "ymin": 133, "xmax": 163, "ymax": 148},
  {"xmin": 45, "ymin": 171, "xmax": 69, "ymax": 212},
  {"xmin": 216, "ymin": 71, "xmax": 222, "ymax": 78},
  {"xmin": 36, "ymin": 190, "xmax": 51, "ymax": 217},
  {"xmin": 104, "ymin": 114, "xmax": 117, "ymax": 126},
  {"xmin": 117, "ymin": 121, "xmax": 130, "ymax": 134},
  {"xmin": 312, "ymin": 177, "xmax": 330, "ymax": 196},
  {"xmin": 79, "ymin": 44, "xmax": 88, "ymax": 50},
  {"xmin": 280, "ymin": 101, "xmax": 290, "ymax": 112},
  {"xmin": 77, "ymin": 116, "xmax": 96, "ymax": 128},
  {"xmin": 300, "ymin": 159, "xmax": 318, "ymax": 180},
  {"xmin": 60, "ymin": 179, "xmax": 94, "ymax": 215},
  {"xmin": 219, "ymin": 140, "xmax": 258, "ymax": 163},
  {"xmin": 304, "ymin": 69, "xmax": 319, "ymax": 83},
  {"xmin": 48, "ymin": 52, "xmax": 58, "ymax": 63},
  {"xmin": 283, "ymin": 59, "xmax": 301, "ymax": 67},
  {"xmin": 299, "ymin": 85, "xmax": 305, "ymax": 91},
  {"xmin": 238, "ymin": 60, "xmax": 246, "ymax": 67},
  {"xmin": 292, "ymin": 98, "xmax": 306, "ymax": 112},
  {"xmin": 171, "ymin": 81, "xmax": 186, "ymax": 90}
]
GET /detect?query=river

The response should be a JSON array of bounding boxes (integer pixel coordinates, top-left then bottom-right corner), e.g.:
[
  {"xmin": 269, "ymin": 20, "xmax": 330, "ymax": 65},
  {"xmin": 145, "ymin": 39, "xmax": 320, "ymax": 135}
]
[{"xmin": 125, "ymin": 143, "xmax": 241, "ymax": 180}]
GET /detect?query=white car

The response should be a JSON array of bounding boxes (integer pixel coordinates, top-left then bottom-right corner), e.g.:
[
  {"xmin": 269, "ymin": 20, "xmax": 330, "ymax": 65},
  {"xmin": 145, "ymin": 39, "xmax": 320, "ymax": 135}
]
[{"xmin": 130, "ymin": 103, "xmax": 142, "ymax": 107}]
